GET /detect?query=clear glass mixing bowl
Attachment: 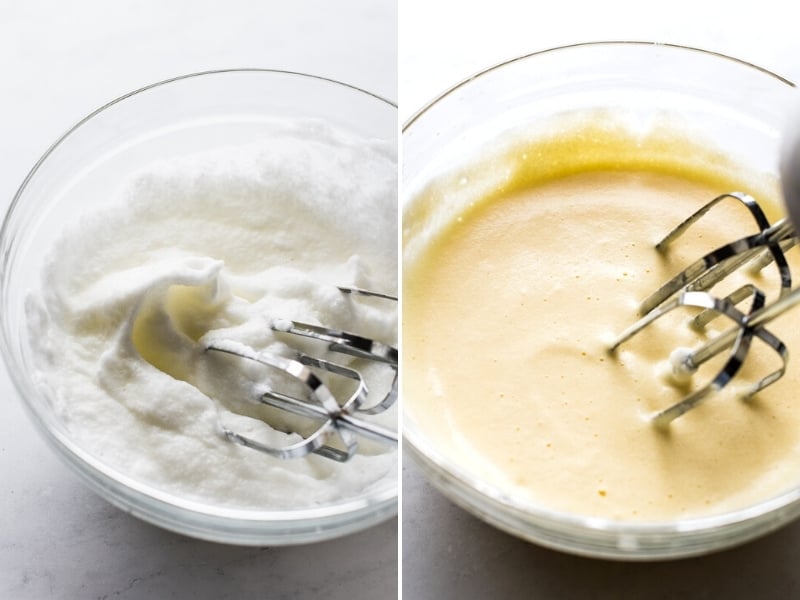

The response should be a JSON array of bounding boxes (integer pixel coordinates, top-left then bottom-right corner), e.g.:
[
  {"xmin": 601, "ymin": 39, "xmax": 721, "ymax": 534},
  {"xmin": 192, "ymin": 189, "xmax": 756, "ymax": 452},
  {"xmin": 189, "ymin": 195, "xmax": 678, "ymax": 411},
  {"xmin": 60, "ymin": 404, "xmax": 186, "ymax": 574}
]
[
  {"xmin": 0, "ymin": 69, "xmax": 397, "ymax": 545},
  {"xmin": 403, "ymin": 42, "xmax": 800, "ymax": 560}
]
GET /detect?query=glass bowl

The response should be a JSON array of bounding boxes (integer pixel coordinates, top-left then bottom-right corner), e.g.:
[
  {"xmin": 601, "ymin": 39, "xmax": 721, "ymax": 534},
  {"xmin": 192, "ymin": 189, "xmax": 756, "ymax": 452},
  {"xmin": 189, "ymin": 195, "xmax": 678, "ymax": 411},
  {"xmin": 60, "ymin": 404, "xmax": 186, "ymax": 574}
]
[
  {"xmin": 402, "ymin": 42, "xmax": 800, "ymax": 560},
  {"xmin": 0, "ymin": 69, "xmax": 397, "ymax": 545}
]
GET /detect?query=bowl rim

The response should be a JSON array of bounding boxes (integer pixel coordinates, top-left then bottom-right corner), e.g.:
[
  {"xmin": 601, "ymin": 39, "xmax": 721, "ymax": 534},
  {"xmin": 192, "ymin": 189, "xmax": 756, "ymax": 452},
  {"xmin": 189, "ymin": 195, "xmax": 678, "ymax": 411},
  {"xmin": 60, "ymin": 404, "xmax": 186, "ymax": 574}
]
[
  {"xmin": 402, "ymin": 40, "xmax": 795, "ymax": 131},
  {"xmin": 401, "ymin": 41, "xmax": 800, "ymax": 551},
  {"xmin": 9, "ymin": 67, "xmax": 396, "ymax": 244},
  {"xmin": 0, "ymin": 68, "xmax": 398, "ymax": 542}
]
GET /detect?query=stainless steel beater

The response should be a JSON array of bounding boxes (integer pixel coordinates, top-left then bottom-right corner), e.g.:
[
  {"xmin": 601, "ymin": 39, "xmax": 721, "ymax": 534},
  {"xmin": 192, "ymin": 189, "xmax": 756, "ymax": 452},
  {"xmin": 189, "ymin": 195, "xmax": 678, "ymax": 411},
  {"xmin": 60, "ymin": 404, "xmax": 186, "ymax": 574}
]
[
  {"xmin": 609, "ymin": 129, "xmax": 800, "ymax": 427},
  {"xmin": 206, "ymin": 286, "xmax": 398, "ymax": 461}
]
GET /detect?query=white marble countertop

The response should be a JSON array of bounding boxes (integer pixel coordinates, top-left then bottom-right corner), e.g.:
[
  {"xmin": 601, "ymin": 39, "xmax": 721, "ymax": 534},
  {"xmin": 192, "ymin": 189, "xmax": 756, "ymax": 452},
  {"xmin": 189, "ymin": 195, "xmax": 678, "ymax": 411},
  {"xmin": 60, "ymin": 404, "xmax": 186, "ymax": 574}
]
[
  {"xmin": 400, "ymin": 1, "xmax": 800, "ymax": 598},
  {"xmin": 0, "ymin": 2, "xmax": 397, "ymax": 599}
]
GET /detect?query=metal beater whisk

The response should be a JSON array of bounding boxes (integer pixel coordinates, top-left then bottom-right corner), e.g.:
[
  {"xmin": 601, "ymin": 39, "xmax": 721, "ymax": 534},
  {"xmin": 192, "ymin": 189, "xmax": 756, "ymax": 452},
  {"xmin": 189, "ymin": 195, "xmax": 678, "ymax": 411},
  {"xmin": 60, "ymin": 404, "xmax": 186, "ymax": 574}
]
[
  {"xmin": 609, "ymin": 129, "xmax": 800, "ymax": 427},
  {"xmin": 206, "ymin": 286, "xmax": 398, "ymax": 461}
]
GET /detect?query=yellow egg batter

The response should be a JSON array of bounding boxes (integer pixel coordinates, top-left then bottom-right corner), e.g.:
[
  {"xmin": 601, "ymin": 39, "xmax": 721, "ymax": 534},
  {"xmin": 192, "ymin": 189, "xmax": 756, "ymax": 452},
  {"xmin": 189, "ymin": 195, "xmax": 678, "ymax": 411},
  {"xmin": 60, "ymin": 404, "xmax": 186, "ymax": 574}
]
[{"xmin": 403, "ymin": 120, "xmax": 800, "ymax": 521}]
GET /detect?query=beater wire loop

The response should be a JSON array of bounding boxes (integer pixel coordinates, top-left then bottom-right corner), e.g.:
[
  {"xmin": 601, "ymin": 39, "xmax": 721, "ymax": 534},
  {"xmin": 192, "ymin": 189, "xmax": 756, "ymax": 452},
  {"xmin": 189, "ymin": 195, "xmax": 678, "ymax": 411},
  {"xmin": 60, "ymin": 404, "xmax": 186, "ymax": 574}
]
[
  {"xmin": 611, "ymin": 191, "xmax": 797, "ymax": 425},
  {"xmin": 207, "ymin": 288, "xmax": 398, "ymax": 460}
]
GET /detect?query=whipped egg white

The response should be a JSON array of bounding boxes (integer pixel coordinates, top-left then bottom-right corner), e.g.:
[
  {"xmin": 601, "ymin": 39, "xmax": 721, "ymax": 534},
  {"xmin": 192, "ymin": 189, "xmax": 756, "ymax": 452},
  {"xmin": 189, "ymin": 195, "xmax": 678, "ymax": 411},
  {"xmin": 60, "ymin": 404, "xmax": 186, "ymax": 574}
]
[{"xmin": 28, "ymin": 119, "xmax": 397, "ymax": 509}]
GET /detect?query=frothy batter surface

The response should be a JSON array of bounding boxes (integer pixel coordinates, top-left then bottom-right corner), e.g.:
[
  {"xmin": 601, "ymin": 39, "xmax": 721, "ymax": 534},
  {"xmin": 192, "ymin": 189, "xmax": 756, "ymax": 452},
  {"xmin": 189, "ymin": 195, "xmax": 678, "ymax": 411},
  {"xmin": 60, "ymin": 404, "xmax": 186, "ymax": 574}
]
[{"xmin": 404, "ymin": 129, "xmax": 800, "ymax": 521}]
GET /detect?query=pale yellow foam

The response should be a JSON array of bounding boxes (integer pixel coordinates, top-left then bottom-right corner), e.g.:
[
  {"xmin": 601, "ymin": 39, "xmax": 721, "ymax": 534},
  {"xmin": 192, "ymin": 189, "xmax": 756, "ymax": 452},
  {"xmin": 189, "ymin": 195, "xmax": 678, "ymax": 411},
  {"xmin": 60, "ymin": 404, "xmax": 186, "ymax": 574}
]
[{"xmin": 403, "ymin": 125, "xmax": 800, "ymax": 521}]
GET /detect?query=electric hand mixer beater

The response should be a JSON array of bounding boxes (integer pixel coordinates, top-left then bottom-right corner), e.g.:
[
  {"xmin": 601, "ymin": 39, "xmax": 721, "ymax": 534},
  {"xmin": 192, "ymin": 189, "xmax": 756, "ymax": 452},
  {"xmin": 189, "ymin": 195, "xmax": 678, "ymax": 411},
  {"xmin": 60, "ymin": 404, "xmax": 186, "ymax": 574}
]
[
  {"xmin": 609, "ymin": 118, "xmax": 800, "ymax": 426},
  {"xmin": 206, "ymin": 286, "xmax": 398, "ymax": 461}
]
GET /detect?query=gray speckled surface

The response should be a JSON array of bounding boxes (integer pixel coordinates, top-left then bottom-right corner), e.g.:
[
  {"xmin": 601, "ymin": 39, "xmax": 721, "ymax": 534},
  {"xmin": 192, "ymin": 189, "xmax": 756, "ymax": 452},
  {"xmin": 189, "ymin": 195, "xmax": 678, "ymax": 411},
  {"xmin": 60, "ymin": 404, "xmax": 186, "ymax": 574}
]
[{"xmin": 403, "ymin": 459, "xmax": 800, "ymax": 600}]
